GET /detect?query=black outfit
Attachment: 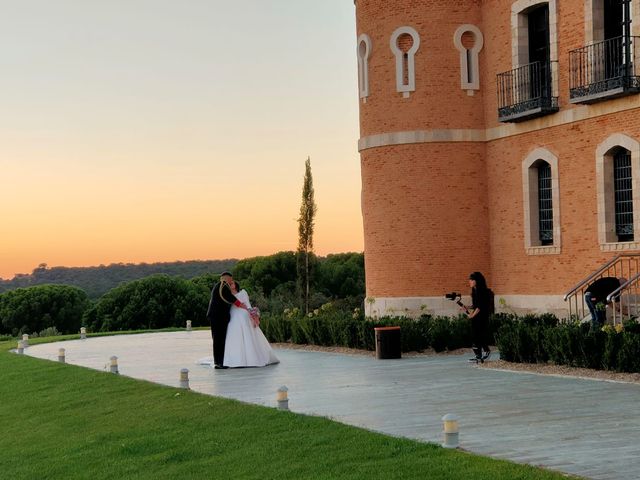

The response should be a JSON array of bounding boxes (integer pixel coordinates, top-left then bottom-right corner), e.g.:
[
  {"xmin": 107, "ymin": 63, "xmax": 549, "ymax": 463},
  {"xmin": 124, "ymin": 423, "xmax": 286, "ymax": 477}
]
[
  {"xmin": 585, "ymin": 277, "xmax": 620, "ymax": 303},
  {"xmin": 585, "ymin": 277, "xmax": 621, "ymax": 327},
  {"xmin": 470, "ymin": 287, "xmax": 491, "ymax": 359},
  {"xmin": 206, "ymin": 281, "xmax": 238, "ymax": 367}
]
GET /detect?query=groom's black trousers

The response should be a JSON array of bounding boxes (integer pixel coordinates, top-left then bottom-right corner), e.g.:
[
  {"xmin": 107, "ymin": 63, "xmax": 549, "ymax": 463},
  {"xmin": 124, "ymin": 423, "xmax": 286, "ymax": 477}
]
[
  {"xmin": 211, "ymin": 317, "xmax": 230, "ymax": 367},
  {"xmin": 206, "ymin": 280, "xmax": 238, "ymax": 367}
]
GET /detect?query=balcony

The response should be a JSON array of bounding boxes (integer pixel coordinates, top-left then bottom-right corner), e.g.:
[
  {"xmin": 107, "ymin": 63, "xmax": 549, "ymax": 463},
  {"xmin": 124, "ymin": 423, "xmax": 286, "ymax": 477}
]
[
  {"xmin": 569, "ymin": 36, "xmax": 640, "ymax": 104},
  {"xmin": 497, "ymin": 61, "xmax": 559, "ymax": 123}
]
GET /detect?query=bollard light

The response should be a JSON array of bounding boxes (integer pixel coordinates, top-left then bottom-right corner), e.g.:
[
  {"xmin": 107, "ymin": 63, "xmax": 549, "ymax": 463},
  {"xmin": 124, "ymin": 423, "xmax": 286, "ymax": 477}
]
[
  {"xmin": 17, "ymin": 341, "xmax": 24, "ymax": 355},
  {"xmin": 80, "ymin": 327, "xmax": 87, "ymax": 340},
  {"xmin": 110, "ymin": 356, "xmax": 119, "ymax": 374},
  {"xmin": 277, "ymin": 386, "xmax": 289, "ymax": 411},
  {"xmin": 58, "ymin": 348, "xmax": 66, "ymax": 363},
  {"xmin": 186, "ymin": 320, "xmax": 192, "ymax": 331},
  {"xmin": 180, "ymin": 368, "xmax": 190, "ymax": 389},
  {"xmin": 22, "ymin": 334, "xmax": 29, "ymax": 347},
  {"xmin": 442, "ymin": 414, "xmax": 460, "ymax": 449}
]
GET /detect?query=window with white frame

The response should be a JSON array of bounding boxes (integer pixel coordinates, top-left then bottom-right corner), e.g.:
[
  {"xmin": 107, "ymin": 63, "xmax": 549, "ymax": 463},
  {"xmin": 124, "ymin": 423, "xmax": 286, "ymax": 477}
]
[
  {"xmin": 511, "ymin": 0, "xmax": 559, "ymax": 100},
  {"xmin": 597, "ymin": 134, "xmax": 640, "ymax": 249},
  {"xmin": 390, "ymin": 26, "xmax": 420, "ymax": 98},
  {"xmin": 453, "ymin": 25, "xmax": 484, "ymax": 95},
  {"xmin": 586, "ymin": 0, "xmax": 635, "ymax": 44},
  {"xmin": 522, "ymin": 148, "xmax": 561, "ymax": 254},
  {"xmin": 357, "ymin": 34, "xmax": 372, "ymax": 102}
]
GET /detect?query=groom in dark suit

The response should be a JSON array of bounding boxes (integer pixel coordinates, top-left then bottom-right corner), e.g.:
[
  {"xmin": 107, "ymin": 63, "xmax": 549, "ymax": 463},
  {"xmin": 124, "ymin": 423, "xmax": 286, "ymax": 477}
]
[{"xmin": 206, "ymin": 271, "xmax": 247, "ymax": 369}]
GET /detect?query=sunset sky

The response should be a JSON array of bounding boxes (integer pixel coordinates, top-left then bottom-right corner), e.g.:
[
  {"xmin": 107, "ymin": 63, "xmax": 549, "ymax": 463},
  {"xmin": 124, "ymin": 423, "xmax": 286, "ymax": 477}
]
[{"xmin": 0, "ymin": 1, "xmax": 363, "ymax": 279}]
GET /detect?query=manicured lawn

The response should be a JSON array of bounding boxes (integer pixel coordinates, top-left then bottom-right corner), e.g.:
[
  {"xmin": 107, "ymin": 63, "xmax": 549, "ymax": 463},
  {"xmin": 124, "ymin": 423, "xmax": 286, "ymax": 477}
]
[{"xmin": 0, "ymin": 339, "xmax": 577, "ymax": 480}]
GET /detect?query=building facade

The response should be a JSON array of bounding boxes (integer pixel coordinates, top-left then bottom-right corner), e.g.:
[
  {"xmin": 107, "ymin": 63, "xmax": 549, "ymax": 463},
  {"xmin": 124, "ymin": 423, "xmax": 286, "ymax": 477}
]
[{"xmin": 354, "ymin": 0, "xmax": 640, "ymax": 318}]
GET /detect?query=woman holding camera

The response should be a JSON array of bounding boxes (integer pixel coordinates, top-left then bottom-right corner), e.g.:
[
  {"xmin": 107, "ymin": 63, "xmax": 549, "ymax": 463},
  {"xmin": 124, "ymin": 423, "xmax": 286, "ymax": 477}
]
[{"xmin": 466, "ymin": 271, "xmax": 492, "ymax": 363}]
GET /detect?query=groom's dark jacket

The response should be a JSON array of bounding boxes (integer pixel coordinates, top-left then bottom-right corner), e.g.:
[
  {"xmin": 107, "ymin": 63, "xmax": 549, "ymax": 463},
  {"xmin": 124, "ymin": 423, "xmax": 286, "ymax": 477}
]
[{"xmin": 206, "ymin": 281, "xmax": 241, "ymax": 324}]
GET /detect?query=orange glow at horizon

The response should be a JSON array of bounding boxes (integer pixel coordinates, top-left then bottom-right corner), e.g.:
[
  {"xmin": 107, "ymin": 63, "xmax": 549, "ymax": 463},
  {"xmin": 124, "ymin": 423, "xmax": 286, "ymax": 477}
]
[{"xmin": 0, "ymin": 0, "xmax": 364, "ymax": 280}]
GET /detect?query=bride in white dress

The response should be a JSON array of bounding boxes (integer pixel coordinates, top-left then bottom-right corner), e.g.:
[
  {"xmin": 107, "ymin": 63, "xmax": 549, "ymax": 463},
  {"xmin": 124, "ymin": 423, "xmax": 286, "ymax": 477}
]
[{"xmin": 221, "ymin": 283, "xmax": 279, "ymax": 368}]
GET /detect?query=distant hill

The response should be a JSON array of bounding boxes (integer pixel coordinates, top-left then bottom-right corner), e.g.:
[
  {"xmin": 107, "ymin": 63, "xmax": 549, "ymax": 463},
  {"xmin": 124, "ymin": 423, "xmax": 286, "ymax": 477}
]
[{"xmin": 0, "ymin": 260, "xmax": 238, "ymax": 299}]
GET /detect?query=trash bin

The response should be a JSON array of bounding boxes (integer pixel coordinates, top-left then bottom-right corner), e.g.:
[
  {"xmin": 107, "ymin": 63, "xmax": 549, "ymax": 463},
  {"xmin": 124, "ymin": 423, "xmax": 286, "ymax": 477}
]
[{"xmin": 374, "ymin": 326, "xmax": 401, "ymax": 359}]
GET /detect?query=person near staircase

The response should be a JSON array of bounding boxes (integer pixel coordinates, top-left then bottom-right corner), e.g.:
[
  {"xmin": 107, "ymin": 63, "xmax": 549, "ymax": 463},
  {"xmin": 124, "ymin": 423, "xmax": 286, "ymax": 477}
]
[{"xmin": 584, "ymin": 276, "xmax": 625, "ymax": 330}]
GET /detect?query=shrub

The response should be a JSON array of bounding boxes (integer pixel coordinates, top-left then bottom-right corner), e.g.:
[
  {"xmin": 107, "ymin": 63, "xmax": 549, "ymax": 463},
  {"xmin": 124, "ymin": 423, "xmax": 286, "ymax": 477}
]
[
  {"xmin": 84, "ymin": 275, "xmax": 209, "ymax": 332},
  {"xmin": 617, "ymin": 332, "xmax": 640, "ymax": 372},
  {"xmin": 497, "ymin": 315, "xmax": 640, "ymax": 374},
  {"xmin": 0, "ymin": 285, "xmax": 90, "ymax": 335},
  {"xmin": 259, "ymin": 309, "xmax": 483, "ymax": 353},
  {"xmin": 496, "ymin": 314, "xmax": 561, "ymax": 364},
  {"xmin": 29, "ymin": 326, "xmax": 62, "ymax": 338}
]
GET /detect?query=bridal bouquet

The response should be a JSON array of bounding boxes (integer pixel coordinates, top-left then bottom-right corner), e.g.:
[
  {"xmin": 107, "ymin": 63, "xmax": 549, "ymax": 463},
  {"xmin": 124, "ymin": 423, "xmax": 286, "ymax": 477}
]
[{"xmin": 249, "ymin": 307, "xmax": 260, "ymax": 328}]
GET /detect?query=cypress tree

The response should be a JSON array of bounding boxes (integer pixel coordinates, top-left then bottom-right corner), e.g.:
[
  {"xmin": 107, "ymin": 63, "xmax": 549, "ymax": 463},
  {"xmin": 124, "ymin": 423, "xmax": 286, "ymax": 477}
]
[{"xmin": 297, "ymin": 157, "xmax": 317, "ymax": 314}]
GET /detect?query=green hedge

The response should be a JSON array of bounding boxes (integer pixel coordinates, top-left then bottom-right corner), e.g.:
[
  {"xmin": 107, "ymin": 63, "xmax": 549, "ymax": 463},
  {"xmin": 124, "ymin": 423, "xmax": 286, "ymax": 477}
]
[
  {"xmin": 260, "ymin": 309, "xmax": 508, "ymax": 352},
  {"xmin": 496, "ymin": 315, "xmax": 640, "ymax": 373}
]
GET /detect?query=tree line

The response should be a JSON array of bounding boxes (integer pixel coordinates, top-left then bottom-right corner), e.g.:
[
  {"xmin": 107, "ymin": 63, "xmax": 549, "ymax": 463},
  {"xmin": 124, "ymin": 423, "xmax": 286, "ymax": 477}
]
[
  {"xmin": 0, "ymin": 252, "xmax": 364, "ymax": 336},
  {"xmin": 0, "ymin": 259, "xmax": 238, "ymax": 299}
]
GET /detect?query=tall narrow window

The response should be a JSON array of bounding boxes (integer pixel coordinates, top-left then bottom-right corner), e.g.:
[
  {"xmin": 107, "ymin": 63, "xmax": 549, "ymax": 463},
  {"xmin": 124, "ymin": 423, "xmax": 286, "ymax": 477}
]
[
  {"xmin": 522, "ymin": 148, "xmax": 561, "ymax": 254},
  {"xmin": 390, "ymin": 27, "xmax": 420, "ymax": 98},
  {"xmin": 453, "ymin": 25, "xmax": 484, "ymax": 94},
  {"xmin": 538, "ymin": 162, "xmax": 553, "ymax": 245},
  {"xmin": 357, "ymin": 34, "xmax": 372, "ymax": 102},
  {"xmin": 596, "ymin": 134, "xmax": 640, "ymax": 249},
  {"xmin": 500, "ymin": 0, "xmax": 559, "ymax": 122},
  {"xmin": 528, "ymin": 4, "xmax": 551, "ymax": 101},
  {"xmin": 614, "ymin": 148, "xmax": 634, "ymax": 241}
]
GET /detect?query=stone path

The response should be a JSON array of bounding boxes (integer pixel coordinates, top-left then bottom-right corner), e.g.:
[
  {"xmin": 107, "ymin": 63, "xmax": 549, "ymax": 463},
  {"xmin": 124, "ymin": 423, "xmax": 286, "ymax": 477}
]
[{"xmin": 24, "ymin": 331, "xmax": 640, "ymax": 480}]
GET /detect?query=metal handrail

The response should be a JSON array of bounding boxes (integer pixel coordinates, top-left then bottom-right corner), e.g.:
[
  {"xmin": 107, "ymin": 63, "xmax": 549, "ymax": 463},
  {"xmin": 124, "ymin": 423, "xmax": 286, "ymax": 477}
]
[
  {"xmin": 608, "ymin": 272, "xmax": 640, "ymax": 324},
  {"xmin": 563, "ymin": 254, "xmax": 626, "ymax": 301},
  {"xmin": 569, "ymin": 35, "xmax": 640, "ymax": 101},
  {"xmin": 563, "ymin": 253, "xmax": 640, "ymax": 322},
  {"xmin": 607, "ymin": 273, "xmax": 639, "ymax": 302}
]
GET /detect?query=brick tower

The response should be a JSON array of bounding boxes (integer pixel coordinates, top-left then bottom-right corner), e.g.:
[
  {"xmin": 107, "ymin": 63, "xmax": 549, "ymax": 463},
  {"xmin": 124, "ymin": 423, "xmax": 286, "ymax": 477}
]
[{"xmin": 355, "ymin": 0, "xmax": 489, "ymax": 317}]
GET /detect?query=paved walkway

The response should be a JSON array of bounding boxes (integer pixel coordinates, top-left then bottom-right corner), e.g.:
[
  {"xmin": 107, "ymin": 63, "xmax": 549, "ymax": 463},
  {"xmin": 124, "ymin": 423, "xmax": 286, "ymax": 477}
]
[{"xmin": 24, "ymin": 331, "xmax": 640, "ymax": 480}]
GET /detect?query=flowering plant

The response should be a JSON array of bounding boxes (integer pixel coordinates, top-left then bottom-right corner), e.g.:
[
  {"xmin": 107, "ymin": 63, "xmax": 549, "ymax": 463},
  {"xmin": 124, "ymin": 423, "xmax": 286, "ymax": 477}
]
[{"xmin": 249, "ymin": 307, "xmax": 260, "ymax": 328}]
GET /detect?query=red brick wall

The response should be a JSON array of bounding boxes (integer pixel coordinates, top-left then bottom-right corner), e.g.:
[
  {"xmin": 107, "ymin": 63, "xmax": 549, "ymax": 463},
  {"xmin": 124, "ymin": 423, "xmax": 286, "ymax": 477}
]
[
  {"xmin": 356, "ymin": 0, "xmax": 485, "ymax": 136},
  {"xmin": 487, "ymin": 111, "xmax": 640, "ymax": 295},
  {"xmin": 361, "ymin": 142, "xmax": 490, "ymax": 297},
  {"xmin": 355, "ymin": 0, "xmax": 640, "ymax": 301}
]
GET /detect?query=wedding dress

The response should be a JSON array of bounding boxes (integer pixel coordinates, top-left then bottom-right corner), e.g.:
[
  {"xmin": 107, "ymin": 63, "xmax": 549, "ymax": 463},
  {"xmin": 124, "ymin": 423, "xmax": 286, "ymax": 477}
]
[{"xmin": 223, "ymin": 289, "xmax": 279, "ymax": 367}]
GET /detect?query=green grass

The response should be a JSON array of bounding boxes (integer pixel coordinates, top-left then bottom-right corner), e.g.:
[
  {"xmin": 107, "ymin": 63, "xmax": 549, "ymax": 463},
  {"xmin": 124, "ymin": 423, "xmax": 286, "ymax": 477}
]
[{"xmin": 0, "ymin": 339, "xmax": 577, "ymax": 480}]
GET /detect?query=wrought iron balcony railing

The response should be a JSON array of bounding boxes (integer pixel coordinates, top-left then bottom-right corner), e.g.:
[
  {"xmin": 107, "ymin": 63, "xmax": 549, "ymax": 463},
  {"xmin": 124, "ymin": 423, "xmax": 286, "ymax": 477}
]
[
  {"xmin": 569, "ymin": 35, "xmax": 640, "ymax": 103},
  {"xmin": 497, "ymin": 61, "xmax": 558, "ymax": 123}
]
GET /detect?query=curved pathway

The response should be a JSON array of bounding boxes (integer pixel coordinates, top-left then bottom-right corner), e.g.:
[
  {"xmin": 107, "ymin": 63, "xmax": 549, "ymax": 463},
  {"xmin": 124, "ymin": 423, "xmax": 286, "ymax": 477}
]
[{"xmin": 24, "ymin": 331, "xmax": 640, "ymax": 480}]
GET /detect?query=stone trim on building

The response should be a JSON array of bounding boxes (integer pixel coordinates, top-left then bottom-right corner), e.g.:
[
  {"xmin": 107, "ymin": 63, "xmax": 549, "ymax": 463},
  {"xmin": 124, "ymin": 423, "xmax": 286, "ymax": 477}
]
[
  {"xmin": 358, "ymin": 95, "xmax": 640, "ymax": 150},
  {"xmin": 365, "ymin": 295, "xmax": 568, "ymax": 319}
]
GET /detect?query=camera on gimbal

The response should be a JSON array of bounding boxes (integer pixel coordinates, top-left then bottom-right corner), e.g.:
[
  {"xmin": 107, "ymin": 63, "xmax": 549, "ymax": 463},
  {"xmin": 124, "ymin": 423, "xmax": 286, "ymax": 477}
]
[{"xmin": 445, "ymin": 291, "xmax": 469, "ymax": 313}]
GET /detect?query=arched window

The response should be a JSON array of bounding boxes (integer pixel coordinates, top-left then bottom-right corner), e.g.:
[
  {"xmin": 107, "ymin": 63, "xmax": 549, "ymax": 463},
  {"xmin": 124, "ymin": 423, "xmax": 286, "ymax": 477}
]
[
  {"xmin": 613, "ymin": 147, "xmax": 634, "ymax": 241},
  {"xmin": 522, "ymin": 148, "xmax": 561, "ymax": 254},
  {"xmin": 596, "ymin": 133, "xmax": 640, "ymax": 250}
]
